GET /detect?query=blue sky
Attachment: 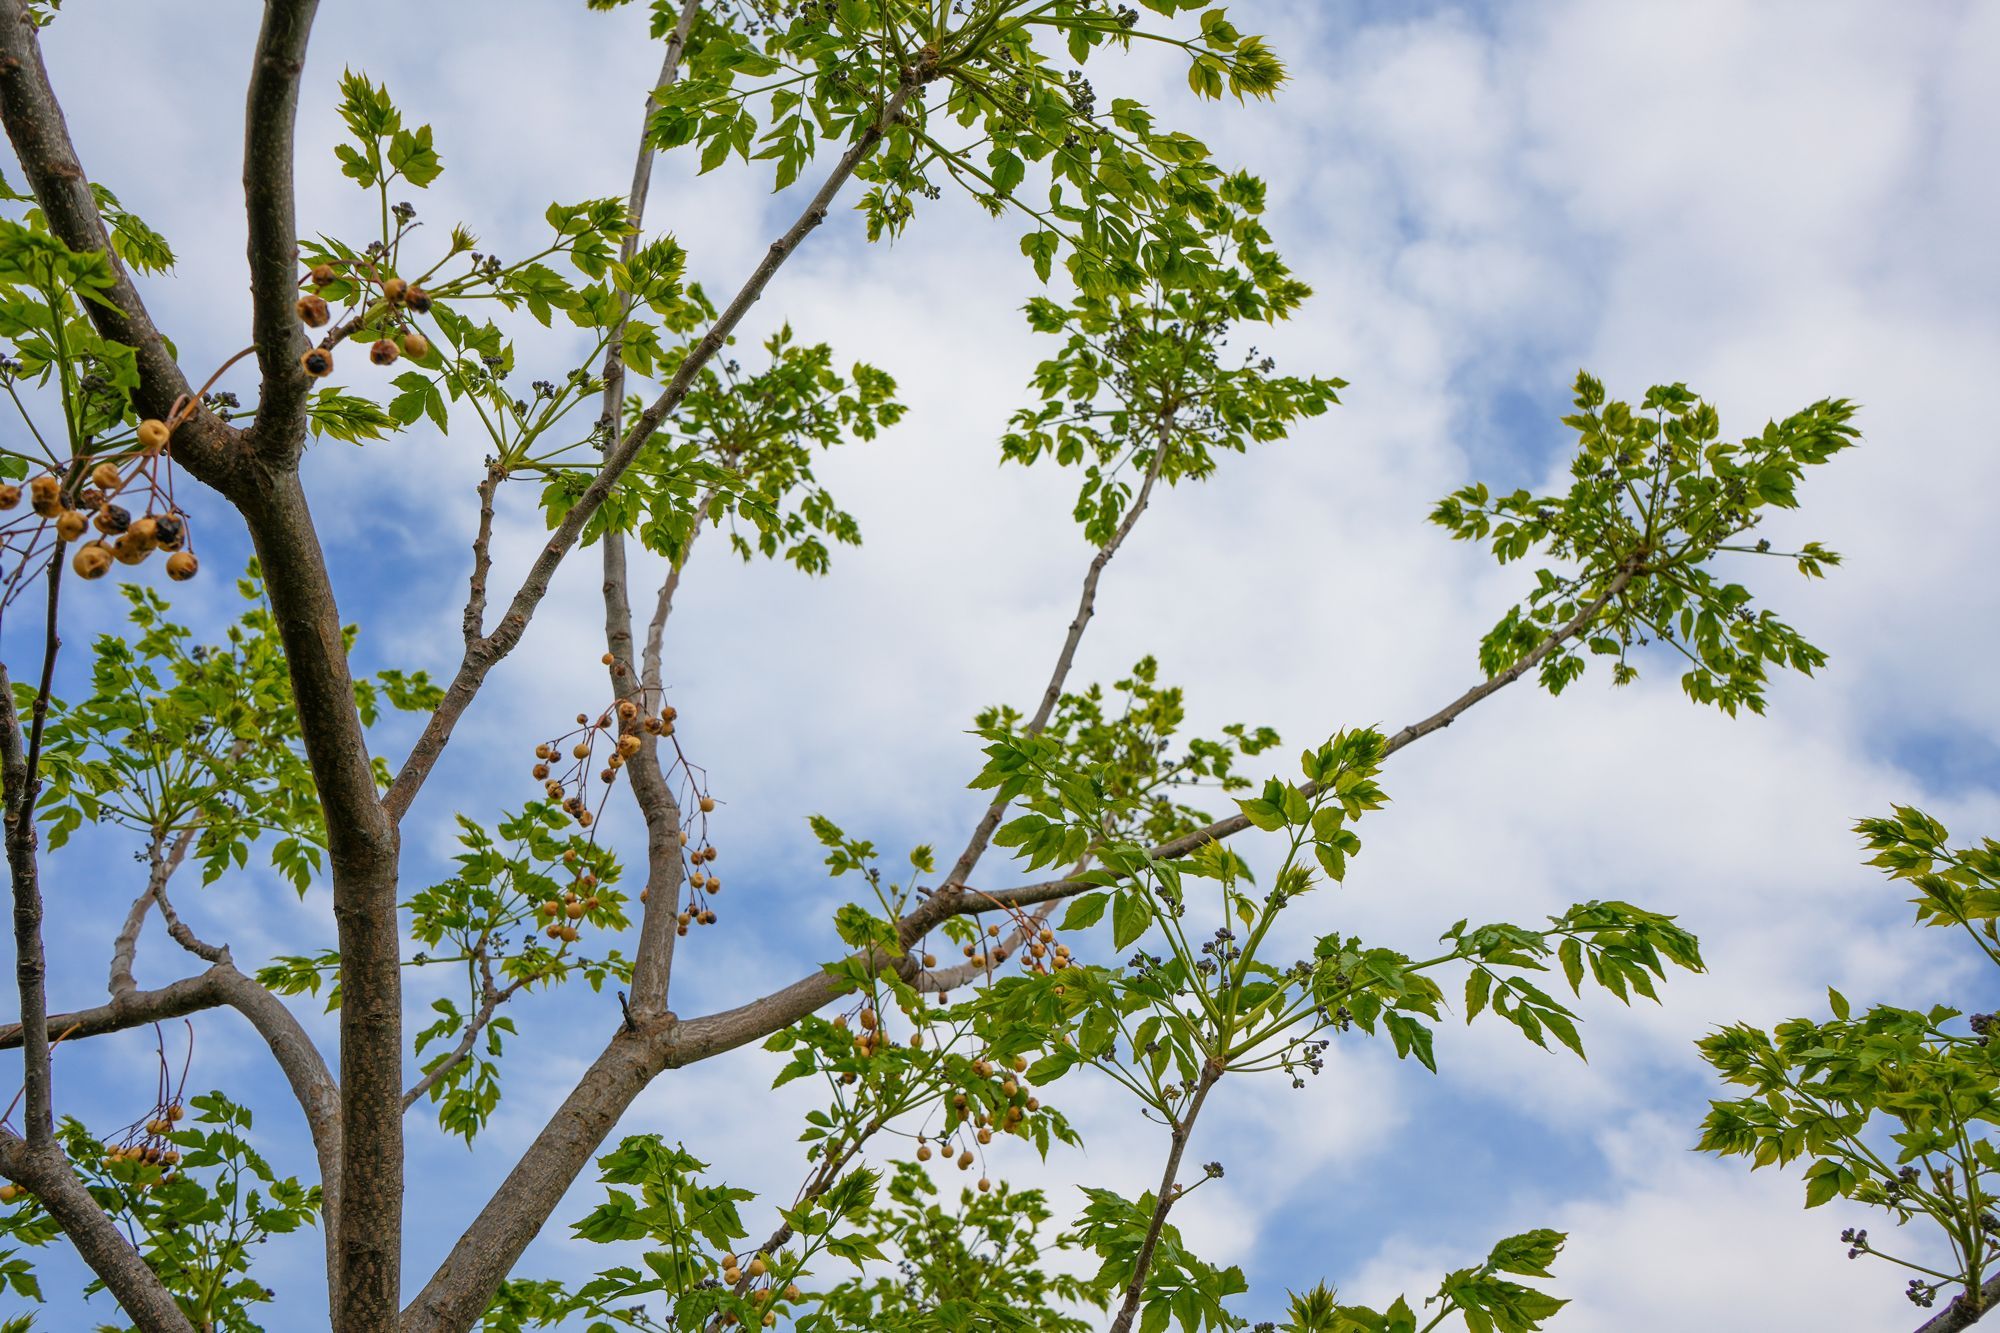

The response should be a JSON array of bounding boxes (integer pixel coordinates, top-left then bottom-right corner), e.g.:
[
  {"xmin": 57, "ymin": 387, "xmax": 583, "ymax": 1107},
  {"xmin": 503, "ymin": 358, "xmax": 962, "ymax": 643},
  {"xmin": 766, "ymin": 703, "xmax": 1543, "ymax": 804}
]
[{"xmin": 5, "ymin": 2, "xmax": 2000, "ymax": 1329}]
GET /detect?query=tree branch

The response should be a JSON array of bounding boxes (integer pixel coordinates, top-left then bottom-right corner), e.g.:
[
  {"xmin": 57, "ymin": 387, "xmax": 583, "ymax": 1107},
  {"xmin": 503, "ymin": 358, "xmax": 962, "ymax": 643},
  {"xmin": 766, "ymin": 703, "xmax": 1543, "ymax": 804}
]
[
  {"xmin": 231, "ymin": 464, "xmax": 401, "ymax": 1329},
  {"xmin": 0, "ymin": 1132, "xmax": 195, "ymax": 1333},
  {"xmin": 663, "ymin": 572, "xmax": 1636, "ymax": 1062},
  {"xmin": 641, "ymin": 510, "xmax": 707, "ymax": 693},
  {"xmin": 381, "ymin": 78, "xmax": 917, "ymax": 827},
  {"xmin": 940, "ymin": 425, "xmax": 1173, "ymax": 891},
  {"xmin": 108, "ymin": 826, "xmax": 199, "ymax": 999},
  {"xmin": 1918, "ymin": 1274, "xmax": 2000, "ymax": 1333},
  {"xmin": 2, "ymin": 591, "xmax": 58, "ymax": 1149},
  {"xmin": 1108, "ymin": 1059, "xmax": 1221, "ymax": 1333},
  {"xmin": 401, "ymin": 950, "xmax": 523, "ymax": 1110},
  {"xmin": 462, "ymin": 463, "xmax": 502, "ymax": 646},
  {"xmin": 240, "ymin": 0, "xmax": 320, "ymax": 460},
  {"xmin": 399, "ymin": 1022, "xmax": 674, "ymax": 1333},
  {"xmin": 601, "ymin": 0, "xmax": 702, "ymax": 1017}
]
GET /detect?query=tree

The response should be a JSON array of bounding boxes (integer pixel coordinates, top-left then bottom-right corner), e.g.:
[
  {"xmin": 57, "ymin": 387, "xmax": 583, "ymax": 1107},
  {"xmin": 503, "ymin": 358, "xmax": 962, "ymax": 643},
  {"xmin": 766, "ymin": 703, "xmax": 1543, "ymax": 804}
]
[
  {"xmin": 0, "ymin": 2, "xmax": 1855, "ymax": 1330},
  {"xmin": 1700, "ymin": 808, "xmax": 2000, "ymax": 1333}
]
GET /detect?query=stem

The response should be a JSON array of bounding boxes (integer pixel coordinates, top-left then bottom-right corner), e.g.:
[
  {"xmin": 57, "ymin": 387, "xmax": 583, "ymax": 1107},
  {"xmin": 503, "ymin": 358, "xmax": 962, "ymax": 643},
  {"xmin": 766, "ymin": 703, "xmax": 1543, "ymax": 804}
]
[
  {"xmin": 939, "ymin": 418, "xmax": 1173, "ymax": 892},
  {"xmin": 1108, "ymin": 1059, "xmax": 1223, "ymax": 1333},
  {"xmin": 4, "ymin": 553, "xmax": 63, "ymax": 1147}
]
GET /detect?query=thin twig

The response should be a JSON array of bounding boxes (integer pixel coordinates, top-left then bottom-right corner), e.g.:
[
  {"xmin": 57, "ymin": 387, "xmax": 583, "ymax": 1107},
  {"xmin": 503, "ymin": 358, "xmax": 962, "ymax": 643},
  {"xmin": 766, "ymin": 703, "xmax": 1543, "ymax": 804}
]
[{"xmin": 938, "ymin": 427, "xmax": 1173, "ymax": 893}]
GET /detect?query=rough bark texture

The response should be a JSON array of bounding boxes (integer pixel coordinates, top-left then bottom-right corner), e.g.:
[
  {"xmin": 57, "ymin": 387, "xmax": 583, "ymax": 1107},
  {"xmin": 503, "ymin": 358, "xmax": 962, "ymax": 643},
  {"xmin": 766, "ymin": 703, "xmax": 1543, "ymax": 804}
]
[
  {"xmin": 398, "ymin": 1022, "xmax": 675, "ymax": 1333},
  {"xmin": 234, "ymin": 466, "xmax": 401, "ymax": 1329},
  {"xmin": 241, "ymin": 0, "xmax": 320, "ymax": 460}
]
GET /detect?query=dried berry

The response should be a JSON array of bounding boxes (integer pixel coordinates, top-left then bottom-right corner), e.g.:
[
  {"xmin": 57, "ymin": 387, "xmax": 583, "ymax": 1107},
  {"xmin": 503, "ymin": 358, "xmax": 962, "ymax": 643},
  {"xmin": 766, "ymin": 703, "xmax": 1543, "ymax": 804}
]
[
  {"xmin": 301, "ymin": 348, "xmax": 333, "ymax": 378},
  {"xmin": 402, "ymin": 330, "xmax": 430, "ymax": 359},
  {"xmin": 404, "ymin": 286, "xmax": 431, "ymax": 314},
  {"xmin": 135, "ymin": 419, "xmax": 171, "ymax": 450},
  {"xmin": 166, "ymin": 550, "xmax": 199, "ymax": 581},
  {"xmin": 297, "ymin": 294, "xmax": 330, "ymax": 327},
  {"xmin": 54, "ymin": 509, "xmax": 87, "ymax": 542},
  {"xmin": 369, "ymin": 338, "xmax": 400, "ymax": 366},
  {"xmin": 71, "ymin": 542, "xmax": 111, "ymax": 579},
  {"xmin": 90, "ymin": 461, "xmax": 122, "ymax": 490}
]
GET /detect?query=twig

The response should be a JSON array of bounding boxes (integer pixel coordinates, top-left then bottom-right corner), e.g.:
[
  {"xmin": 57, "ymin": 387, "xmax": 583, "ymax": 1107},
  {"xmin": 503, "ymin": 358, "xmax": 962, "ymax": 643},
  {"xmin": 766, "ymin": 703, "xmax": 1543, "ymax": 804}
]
[
  {"xmin": 4, "ymin": 551, "xmax": 64, "ymax": 1146},
  {"xmin": 938, "ymin": 425, "xmax": 1173, "ymax": 893},
  {"xmin": 1108, "ymin": 1060, "xmax": 1223, "ymax": 1333},
  {"xmin": 108, "ymin": 825, "xmax": 199, "ymax": 998},
  {"xmin": 382, "ymin": 78, "xmax": 918, "ymax": 828}
]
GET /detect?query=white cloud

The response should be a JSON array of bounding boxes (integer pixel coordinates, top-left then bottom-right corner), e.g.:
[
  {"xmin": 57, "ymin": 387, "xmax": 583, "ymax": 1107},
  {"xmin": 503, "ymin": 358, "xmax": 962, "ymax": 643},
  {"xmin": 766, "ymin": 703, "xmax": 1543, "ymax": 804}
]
[{"xmin": 5, "ymin": 1, "xmax": 1997, "ymax": 1329}]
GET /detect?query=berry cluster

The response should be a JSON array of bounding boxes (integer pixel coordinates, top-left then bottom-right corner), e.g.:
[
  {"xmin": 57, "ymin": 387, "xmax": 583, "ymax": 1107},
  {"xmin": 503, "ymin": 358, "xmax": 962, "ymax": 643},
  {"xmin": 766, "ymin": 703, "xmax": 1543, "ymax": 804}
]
[
  {"xmin": 294, "ymin": 260, "xmax": 431, "ymax": 381},
  {"xmin": 1, "ymin": 418, "xmax": 199, "ymax": 608},
  {"xmin": 535, "ymin": 847, "xmax": 606, "ymax": 946},
  {"xmin": 530, "ymin": 666, "xmax": 726, "ymax": 931},
  {"xmin": 714, "ymin": 1250, "xmax": 799, "ymax": 1327},
  {"xmin": 925, "ymin": 900, "xmax": 1075, "ymax": 998},
  {"xmin": 914, "ymin": 1048, "xmax": 1043, "ymax": 1194},
  {"xmin": 99, "ymin": 1101, "xmax": 187, "ymax": 1188}
]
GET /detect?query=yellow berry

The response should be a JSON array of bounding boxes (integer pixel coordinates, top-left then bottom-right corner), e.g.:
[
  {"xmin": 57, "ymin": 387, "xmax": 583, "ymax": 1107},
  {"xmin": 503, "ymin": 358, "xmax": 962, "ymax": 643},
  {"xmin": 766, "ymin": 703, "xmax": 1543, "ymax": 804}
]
[{"xmin": 72, "ymin": 542, "xmax": 112, "ymax": 579}]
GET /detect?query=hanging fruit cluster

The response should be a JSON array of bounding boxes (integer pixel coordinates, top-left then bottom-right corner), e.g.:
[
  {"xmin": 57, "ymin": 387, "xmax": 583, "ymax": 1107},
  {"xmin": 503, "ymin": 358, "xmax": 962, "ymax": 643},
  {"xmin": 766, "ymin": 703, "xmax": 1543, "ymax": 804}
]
[
  {"xmin": 531, "ymin": 665, "xmax": 726, "ymax": 936},
  {"xmin": 716, "ymin": 1250, "xmax": 799, "ymax": 1328},
  {"xmin": 294, "ymin": 259, "xmax": 431, "ymax": 381},
  {"xmin": 535, "ymin": 846, "xmax": 610, "ymax": 946},
  {"xmin": 95, "ymin": 1021, "xmax": 195, "ymax": 1192},
  {"xmin": 0, "ymin": 412, "xmax": 199, "ymax": 610}
]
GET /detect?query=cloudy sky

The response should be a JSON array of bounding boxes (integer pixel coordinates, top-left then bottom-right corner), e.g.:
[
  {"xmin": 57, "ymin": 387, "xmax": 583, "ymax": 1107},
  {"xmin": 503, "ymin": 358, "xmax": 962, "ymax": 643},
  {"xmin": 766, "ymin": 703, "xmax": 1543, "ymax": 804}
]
[{"xmin": 5, "ymin": 1, "xmax": 1999, "ymax": 1329}]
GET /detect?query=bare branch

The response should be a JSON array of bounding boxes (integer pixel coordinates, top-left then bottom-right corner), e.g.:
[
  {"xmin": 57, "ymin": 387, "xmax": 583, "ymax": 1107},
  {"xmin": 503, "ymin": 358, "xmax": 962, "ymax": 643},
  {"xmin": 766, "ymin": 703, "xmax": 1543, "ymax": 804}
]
[
  {"xmin": 600, "ymin": 0, "xmax": 702, "ymax": 1017},
  {"xmin": 1, "ymin": 967, "xmax": 232, "ymax": 1050},
  {"xmin": 640, "ymin": 513, "xmax": 706, "ymax": 693},
  {"xmin": 0, "ymin": 1132, "xmax": 195, "ymax": 1333},
  {"xmin": 150, "ymin": 877, "xmax": 229, "ymax": 967},
  {"xmin": 0, "ymin": 2, "xmax": 238, "ymax": 481},
  {"xmin": 400, "ymin": 1023, "xmax": 674, "ymax": 1333},
  {"xmin": 232, "ymin": 466, "xmax": 403, "ymax": 1330},
  {"xmin": 462, "ymin": 463, "xmax": 503, "ymax": 645},
  {"xmin": 3, "ymin": 560, "xmax": 64, "ymax": 1147},
  {"xmin": 940, "ymin": 431, "xmax": 1173, "ymax": 891},
  {"xmin": 401, "ymin": 951, "xmax": 523, "ymax": 1110},
  {"xmin": 109, "ymin": 827, "xmax": 198, "ymax": 999},
  {"xmin": 240, "ymin": 0, "xmax": 321, "ymax": 460},
  {"xmin": 1108, "ymin": 1060, "xmax": 1222, "ymax": 1333},
  {"xmin": 605, "ymin": 527, "xmax": 688, "ymax": 1016},
  {"xmin": 382, "ymin": 78, "xmax": 918, "ymax": 827}
]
